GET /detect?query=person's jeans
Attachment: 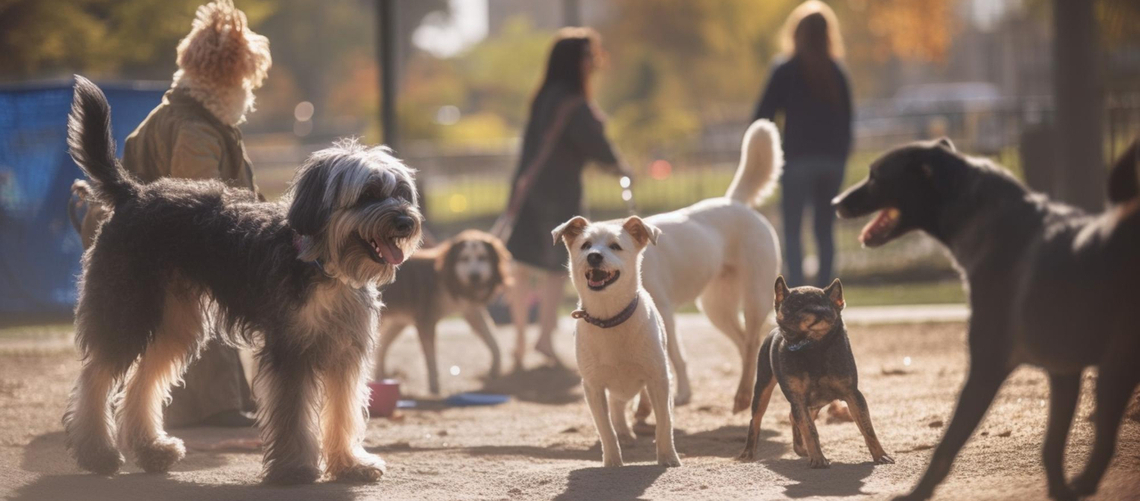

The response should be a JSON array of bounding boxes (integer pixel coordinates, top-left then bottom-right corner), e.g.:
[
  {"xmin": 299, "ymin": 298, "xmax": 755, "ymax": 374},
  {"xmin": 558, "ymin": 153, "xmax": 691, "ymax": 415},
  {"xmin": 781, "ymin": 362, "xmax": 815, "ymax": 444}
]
[{"xmin": 780, "ymin": 157, "xmax": 846, "ymax": 287}]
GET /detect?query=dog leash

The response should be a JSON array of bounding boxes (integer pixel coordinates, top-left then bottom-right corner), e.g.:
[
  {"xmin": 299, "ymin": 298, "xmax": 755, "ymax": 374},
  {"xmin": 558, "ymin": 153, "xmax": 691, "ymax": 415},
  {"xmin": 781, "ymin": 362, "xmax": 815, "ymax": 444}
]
[{"xmin": 571, "ymin": 295, "xmax": 639, "ymax": 329}]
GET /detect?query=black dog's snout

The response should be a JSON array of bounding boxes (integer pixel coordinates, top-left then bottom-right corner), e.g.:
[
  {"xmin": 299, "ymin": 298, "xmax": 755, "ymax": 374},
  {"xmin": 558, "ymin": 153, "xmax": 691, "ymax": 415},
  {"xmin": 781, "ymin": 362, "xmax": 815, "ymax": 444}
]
[
  {"xmin": 393, "ymin": 215, "xmax": 415, "ymax": 236},
  {"xmin": 586, "ymin": 252, "xmax": 603, "ymax": 267},
  {"xmin": 469, "ymin": 272, "xmax": 483, "ymax": 284}
]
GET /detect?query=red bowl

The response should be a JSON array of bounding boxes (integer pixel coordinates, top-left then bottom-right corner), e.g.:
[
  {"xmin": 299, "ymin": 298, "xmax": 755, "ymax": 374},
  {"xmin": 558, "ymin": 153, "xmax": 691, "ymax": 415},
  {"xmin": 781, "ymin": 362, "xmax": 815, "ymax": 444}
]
[{"xmin": 368, "ymin": 380, "xmax": 400, "ymax": 418}]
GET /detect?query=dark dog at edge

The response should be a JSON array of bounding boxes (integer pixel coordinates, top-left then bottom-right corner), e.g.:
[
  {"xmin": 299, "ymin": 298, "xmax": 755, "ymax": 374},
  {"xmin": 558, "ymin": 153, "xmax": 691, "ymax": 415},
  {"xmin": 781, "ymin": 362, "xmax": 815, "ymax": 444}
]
[{"xmin": 833, "ymin": 137, "xmax": 1140, "ymax": 500}]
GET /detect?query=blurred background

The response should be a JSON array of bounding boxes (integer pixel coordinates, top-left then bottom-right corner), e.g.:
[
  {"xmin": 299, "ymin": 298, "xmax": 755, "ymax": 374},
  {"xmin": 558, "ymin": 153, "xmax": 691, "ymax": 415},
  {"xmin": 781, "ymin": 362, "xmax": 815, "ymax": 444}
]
[{"xmin": 2, "ymin": 0, "xmax": 1139, "ymax": 318}]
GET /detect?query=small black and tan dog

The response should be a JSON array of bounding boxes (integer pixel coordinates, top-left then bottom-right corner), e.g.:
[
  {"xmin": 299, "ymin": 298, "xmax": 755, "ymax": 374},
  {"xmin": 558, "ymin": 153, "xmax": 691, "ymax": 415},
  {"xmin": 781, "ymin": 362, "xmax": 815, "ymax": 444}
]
[
  {"xmin": 833, "ymin": 138, "xmax": 1140, "ymax": 500},
  {"xmin": 737, "ymin": 276, "xmax": 894, "ymax": 468}
]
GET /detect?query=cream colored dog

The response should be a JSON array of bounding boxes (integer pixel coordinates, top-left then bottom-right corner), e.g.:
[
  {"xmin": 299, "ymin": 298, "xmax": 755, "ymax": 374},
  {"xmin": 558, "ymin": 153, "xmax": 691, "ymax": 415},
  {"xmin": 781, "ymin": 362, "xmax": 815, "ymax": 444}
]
[
  {"xmin": 553, "ymin": 215, "xmax": 681, "ymax": 468},
  {"xmin": 642, "ymin": 119, "xmax": 783, "ymax": 413}
]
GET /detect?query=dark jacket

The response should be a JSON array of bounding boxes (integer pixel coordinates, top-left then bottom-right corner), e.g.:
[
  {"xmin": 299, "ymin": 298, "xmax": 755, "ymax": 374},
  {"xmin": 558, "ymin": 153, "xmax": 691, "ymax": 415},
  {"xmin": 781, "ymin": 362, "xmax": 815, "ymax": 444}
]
[
  {"xmin": 505, "ymin": 84, "xmax": 622, "ymax": 271},
  {"xmin": 753, "ymin": 56, "xmax": 853, "ymax": 161}
]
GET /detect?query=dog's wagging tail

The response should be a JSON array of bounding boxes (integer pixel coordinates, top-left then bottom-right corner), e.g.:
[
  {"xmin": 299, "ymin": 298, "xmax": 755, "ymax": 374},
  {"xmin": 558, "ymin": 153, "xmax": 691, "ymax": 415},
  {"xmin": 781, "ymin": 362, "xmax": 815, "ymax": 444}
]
[{"xmin": 67, "ymin": 76, "xmax": 141, "ymax": 207}]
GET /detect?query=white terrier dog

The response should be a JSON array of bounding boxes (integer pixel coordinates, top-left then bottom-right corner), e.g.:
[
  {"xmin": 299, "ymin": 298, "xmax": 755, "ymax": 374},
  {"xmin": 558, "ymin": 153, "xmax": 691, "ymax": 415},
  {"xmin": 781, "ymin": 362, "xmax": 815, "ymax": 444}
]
[
  {"xmin": 642, "ymin": 119, "xmax": 783, "ymax": 413},
  {"xmin": 553, "ymin": 215, "xmax": 681, "ymax": 468}
]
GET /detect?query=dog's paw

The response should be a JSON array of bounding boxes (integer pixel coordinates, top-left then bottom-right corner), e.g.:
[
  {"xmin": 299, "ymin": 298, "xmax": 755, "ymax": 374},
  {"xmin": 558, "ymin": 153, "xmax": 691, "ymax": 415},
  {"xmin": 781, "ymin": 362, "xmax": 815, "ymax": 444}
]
[
  {"xmin": 793, "ymin": 441, "xmax": 808, "ymax": 457},
  {"xmin": 632, "ymin": 420, "xmax": 656, "ymax": 435},
  {"xmin": 1069, "ymin": 475, "xmax": 1099, "ymax": 497},
  {"xmin": 330, "ymin": 454, "xmax": 387, "ymax": 483},
  {"xmin": 602, "ymin": 456, "xmax": 624, "ymax": 468},
  {"xmin": 334, "ymin": 463, "xmax": 385, "ymax": 483},
  {"xmin": 674, "ymin": 388, "xmax": 692, "ymax": 407},
  {"xmin": 263, "ymin": 464, "xmax": 322, "ymax": 485},
  {"xmin": 658, "ymin": 453, "xmax": 682, "ymax": 467},
  {"xmin": 1047, "ymin": 484, "xmax": 1078, "ymax": 501},
  {"xmin": 135, "ymin": 435, "xmax": 186, "ymax": 473},
  {"xmin": 735, "ymin": 448, "xmax": 756, "ymax": 463},
  {"xmin": 873, "ymin": 453, "xmax": 896, "ymax": 465},
  {"xmin": 808, "ymin": 455, "xmax": 831, "ymax": 469},
  {"xmin": 733, "ymin": 391, "xmax": 751, "ymax": 414},
  {"xmin": 891, "ymin": 493, "xmax": 929, "ymax": 501},
  {"xmin": 75, "ymin": 443, "xmax": 125, "ymax": 476},
  {"xmin": 617, "ymin": 432, "xmax": 637, "ymax": 446}
]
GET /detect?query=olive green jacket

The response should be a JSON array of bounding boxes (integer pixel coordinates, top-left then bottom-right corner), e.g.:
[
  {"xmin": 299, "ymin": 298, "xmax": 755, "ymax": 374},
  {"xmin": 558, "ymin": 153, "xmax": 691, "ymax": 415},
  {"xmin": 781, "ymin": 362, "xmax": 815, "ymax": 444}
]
[{"xmin": 123, "ymin": 87, "xmax": 257, "ymax": 188}]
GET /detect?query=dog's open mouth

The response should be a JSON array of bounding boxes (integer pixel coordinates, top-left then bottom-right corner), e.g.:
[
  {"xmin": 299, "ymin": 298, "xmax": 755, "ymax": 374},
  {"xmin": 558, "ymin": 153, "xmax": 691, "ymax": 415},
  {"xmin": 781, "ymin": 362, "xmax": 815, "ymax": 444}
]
[
  {"xmin": 585, "ymin": 268, "xmax": 619, "ymax": 291},
  {"xmin": 859, "ymin": 207, "xmax": 901, "ymax": 247},
  {"xmin": 359, "ymin": 234, "xmax": 405, "ymax": 265}
]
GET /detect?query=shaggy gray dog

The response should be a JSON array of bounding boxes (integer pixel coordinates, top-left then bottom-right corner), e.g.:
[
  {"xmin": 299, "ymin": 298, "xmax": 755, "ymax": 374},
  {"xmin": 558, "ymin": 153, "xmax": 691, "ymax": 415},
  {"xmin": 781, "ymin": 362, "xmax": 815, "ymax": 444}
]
[{"xmin": 63, "ymin": 76, "xmax": 421, "ymax": 485}]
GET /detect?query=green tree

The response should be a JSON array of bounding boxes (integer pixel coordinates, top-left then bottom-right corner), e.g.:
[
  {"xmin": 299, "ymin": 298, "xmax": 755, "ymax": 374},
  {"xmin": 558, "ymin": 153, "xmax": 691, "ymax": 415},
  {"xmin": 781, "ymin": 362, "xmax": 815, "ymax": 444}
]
[{"xmin": 0, "ymin": 0, "xmax": 272, "ymax": 81}]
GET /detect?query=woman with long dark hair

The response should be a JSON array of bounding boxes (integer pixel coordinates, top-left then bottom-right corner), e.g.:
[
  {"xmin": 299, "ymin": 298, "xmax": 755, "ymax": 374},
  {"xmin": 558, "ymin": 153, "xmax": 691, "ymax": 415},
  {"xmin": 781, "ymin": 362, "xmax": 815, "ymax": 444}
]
[
  {"xmin": 502, "ymin": 27, "xmax": 629, "ymax": 368},
  {"xmin": 754, "ymin": 1, "xmax": 852, "ymax": 287}
]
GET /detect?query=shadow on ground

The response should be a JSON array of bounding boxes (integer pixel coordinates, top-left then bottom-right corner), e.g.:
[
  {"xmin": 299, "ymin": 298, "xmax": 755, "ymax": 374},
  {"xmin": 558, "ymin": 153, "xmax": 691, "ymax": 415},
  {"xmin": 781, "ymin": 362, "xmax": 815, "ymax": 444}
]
[
  {"xmin": 554, "ymin": 464, "xmax": 668, "ymax": 501},
  {"xmin": 764, "ymin": 457, "xmax": 877, "ymax": 498},
  {"xmin": 676, "ymin": 424, "xmax": 785, "ymax": 459},
  {"xmin": 8, "ymin": 473, "xmax": 360, "ymax": 501},
  {"xmin": 21, "ymin": 429, "xmax": 262, "ymax": 475},
  {"xmin": 478, "ymin": 365, "xmax": 581, "ymax": 405}
]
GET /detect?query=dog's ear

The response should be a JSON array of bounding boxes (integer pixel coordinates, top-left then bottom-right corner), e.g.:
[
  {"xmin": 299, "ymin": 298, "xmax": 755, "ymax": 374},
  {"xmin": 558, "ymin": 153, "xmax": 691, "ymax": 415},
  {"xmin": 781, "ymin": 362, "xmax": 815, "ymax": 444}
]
[
  {"xmin": 622, "ymin": 216, "xmax": 661, "ymax": 248},
  {"xmin": 486, "ymin": 234, "xmax": 514, "ymax": 289},
  {"xmin": 774, "ymin": 275, "xmax": 790, "ymax": 308},
  {"xmin": 936, "ymin": 137, "xmax": 955, "ymax": 151},
  {"xmin": 1107, "ymin": 138, "xmax": 1139, "ymax": 204},
  {"xmin": 287, "ymin": 162, "xmax": 331, "ymax": 236},
  {"xmin": 552, "ymin": 216, "xmax": 589, "ymax": 246},
  {"xmin": 437, "ymin": 236, "xmax": 464, "ymax": 295},
  {"xmin": 824, "ymin": 278, "xmax": 845, "ymax": 310}
]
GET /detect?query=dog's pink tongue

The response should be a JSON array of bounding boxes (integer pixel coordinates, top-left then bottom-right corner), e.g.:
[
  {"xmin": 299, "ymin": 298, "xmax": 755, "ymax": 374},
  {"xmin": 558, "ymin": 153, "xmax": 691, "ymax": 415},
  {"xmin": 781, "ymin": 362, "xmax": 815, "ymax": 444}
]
[{"xmin": 378, "ymin": 240, "xmax": 404, "ymax": 265}]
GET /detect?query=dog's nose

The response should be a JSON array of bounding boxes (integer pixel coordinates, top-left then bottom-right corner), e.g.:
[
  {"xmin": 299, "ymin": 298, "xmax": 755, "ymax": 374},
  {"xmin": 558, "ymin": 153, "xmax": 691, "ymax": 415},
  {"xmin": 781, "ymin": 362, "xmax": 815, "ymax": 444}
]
[
  {"xmin": 469, "ymin": 272, "xmax": 482, "ymax": 284},
  {"xmin": 393, "ymin": 215, "xmax": 415, "ymax": 236},
  {"xmin": 587, "ymin": 252, "xmax": 603, "ymax": 266}
]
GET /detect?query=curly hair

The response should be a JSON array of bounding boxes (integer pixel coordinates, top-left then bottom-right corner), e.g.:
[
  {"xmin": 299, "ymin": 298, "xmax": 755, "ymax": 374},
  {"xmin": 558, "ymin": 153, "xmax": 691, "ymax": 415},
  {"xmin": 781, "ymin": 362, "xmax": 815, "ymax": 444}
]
[{"xmin": 176, "ymin": 0, "xmax": 271, "ymax": 90}]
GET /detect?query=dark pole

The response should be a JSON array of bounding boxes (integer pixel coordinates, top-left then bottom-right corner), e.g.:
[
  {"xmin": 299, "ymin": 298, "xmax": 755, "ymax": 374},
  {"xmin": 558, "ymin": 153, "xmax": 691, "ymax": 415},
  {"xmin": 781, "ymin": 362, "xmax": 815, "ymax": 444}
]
[
  {"xmin": 377, "ymin": 0, "xmax": 432, "ymax": 237},
  {"xmin": 1051, "ymin": 0, "xmax": 1104, "ymax": 211},
  {"xmin": 562, "ymin": 0, "xmax": 580, "ymax": 26},
  {"xmin": 378, "ymin": 0, "xmax": 399, "ymax": 151}
]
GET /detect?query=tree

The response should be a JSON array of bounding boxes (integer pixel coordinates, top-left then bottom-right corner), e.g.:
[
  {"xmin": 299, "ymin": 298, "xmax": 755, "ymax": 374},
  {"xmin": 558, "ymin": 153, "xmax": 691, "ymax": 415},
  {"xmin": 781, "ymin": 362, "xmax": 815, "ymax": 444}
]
[{"xmin": 0, "ymin": 0, "xmax": 272, "ymax": 80}]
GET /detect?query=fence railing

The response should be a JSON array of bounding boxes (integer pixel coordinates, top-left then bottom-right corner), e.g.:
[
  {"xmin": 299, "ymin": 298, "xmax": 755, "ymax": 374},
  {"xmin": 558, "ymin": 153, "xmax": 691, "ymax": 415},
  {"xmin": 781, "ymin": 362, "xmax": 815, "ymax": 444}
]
[{"xmin": 247, "ymin": 98, "xmax": 1140, "ymax": 283}]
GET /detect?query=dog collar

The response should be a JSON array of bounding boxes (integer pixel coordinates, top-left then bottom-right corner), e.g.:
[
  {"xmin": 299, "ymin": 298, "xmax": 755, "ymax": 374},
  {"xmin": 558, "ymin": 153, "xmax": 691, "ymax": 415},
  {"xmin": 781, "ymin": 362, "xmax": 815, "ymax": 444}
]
[
  {"xmin": 293, "ymin": 233, "xmax": 331, "ymax": 277},
  {"xmin": 572, "ymin": 295, "xmax": 639, "ymax": 329}
]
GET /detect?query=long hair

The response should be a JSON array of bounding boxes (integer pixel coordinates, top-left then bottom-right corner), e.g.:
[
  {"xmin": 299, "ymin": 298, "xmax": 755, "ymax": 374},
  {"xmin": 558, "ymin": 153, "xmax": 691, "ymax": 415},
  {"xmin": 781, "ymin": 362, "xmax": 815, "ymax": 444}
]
[
  {"xmin": 533, "ymin": 27, "xmax": 601, "ymax": 104},
  {"xmin": 780, "ymin": 1, "xmax": 845, "ymax": 104}
]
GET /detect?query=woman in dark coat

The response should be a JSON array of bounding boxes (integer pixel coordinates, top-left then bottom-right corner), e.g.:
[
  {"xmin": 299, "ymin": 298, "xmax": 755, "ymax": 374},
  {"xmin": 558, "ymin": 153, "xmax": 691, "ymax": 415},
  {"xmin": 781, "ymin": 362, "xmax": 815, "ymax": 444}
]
[
  {"xmin": 754, "ymin": 1, "xmax": 852, "ymax": 287},
  {"xmin": 505, "ymin": 27, "xmax": 629, "ymax": 368}
]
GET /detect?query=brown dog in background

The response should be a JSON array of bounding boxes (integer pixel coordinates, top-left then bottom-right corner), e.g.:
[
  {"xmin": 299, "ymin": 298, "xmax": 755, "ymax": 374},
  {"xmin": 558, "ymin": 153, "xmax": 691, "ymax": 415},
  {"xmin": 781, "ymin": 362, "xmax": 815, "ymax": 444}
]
[{"xmin": 374, "ymin": 230, "xmax": 512, "ymax": 394}]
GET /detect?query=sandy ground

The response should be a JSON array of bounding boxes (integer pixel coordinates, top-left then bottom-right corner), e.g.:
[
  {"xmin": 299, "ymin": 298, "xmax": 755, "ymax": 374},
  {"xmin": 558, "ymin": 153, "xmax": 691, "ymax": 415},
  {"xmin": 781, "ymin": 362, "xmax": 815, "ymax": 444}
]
[{"xmin": 1, "ymin": 314, "xmax": 1138, "ymax": 501}]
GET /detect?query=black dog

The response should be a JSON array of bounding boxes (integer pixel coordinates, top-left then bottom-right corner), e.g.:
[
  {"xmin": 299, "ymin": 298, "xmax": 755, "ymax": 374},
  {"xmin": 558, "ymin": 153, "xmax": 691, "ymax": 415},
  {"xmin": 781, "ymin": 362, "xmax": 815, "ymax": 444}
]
[
  {"xmin": 833, "ymin": 138, "xmax": 1140, "ymax": 500},
  {"xmin": 736, "ymin": 276, "xmax": 893, "ymax": 468}
]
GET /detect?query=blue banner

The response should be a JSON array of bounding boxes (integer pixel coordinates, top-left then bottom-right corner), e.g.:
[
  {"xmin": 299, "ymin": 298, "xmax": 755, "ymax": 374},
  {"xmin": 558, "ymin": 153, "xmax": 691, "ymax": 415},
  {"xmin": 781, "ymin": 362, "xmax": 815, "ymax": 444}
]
[{"xmin": 0, "ymin": 79, "xmax": 165, "ymax": 319}]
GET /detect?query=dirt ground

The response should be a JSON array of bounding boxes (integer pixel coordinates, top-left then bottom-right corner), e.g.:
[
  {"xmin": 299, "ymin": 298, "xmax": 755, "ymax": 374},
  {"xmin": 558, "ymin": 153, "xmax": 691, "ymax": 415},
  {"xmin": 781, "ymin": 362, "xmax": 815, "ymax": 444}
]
[{"xmin": 1, "ymin": 315, "xmax": 1138, "ymax": 500}]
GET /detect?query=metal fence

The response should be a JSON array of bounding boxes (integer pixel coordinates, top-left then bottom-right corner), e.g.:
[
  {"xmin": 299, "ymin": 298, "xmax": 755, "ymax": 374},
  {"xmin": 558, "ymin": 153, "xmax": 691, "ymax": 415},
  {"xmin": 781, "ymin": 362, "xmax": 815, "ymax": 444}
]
[{"xmin": 247, "ymin": 98, "xmax": 1140, "ymax": 284}]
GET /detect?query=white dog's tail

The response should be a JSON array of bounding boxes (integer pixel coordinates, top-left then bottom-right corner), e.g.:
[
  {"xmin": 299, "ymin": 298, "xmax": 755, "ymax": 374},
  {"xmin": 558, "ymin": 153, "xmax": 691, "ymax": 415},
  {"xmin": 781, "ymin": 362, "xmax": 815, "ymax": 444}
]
[{"xmin": 725, "ymin": 119, "xmax": 783, "ymax": 207}]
